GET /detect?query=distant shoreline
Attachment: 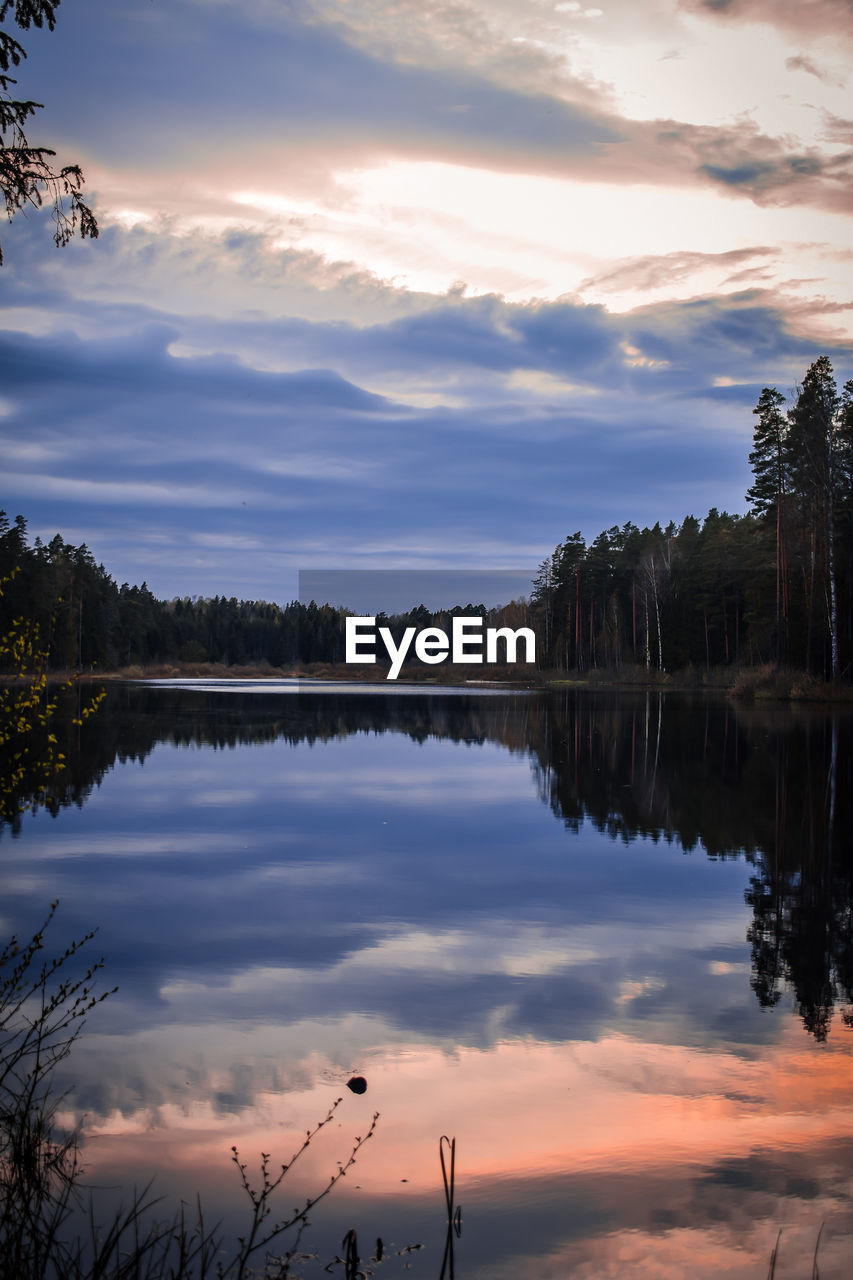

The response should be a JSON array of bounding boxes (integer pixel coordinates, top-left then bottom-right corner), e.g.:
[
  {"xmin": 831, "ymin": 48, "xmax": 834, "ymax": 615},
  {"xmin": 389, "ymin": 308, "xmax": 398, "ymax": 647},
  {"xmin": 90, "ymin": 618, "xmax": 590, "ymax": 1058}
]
[{"xmin": 17, "ymin": 661, "xmax": 853, "ymax": 702}]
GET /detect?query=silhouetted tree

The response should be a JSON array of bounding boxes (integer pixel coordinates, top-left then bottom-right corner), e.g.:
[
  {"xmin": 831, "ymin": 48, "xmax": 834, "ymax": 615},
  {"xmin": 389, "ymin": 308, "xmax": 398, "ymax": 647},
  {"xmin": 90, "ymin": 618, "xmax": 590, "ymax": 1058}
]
[
  {"xmin": 787, "ymin": 357, "xmax": 841, "ymax": 676},
  {"xmin": 0, "ymin": 0, "xmax": 97, "ymax": 263},
  {"xmin": 748, "ymin": 387, "xmax": 790, "ymax": 662}
]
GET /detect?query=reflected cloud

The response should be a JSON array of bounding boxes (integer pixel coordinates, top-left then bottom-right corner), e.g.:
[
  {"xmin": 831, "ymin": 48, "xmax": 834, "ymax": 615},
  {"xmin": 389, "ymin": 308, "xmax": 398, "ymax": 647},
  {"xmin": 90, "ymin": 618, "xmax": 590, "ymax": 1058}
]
[
  {"xmin": 79, "ymin": 1027, "xmax": 853, "ymax": 1181},
  {"xmin": 73, "ymin": 1029, "xmax": 853, "ymax": 1276},
  {"xmin": 186, "ymin": 789, "xmax": 262, "ymax": 807}
]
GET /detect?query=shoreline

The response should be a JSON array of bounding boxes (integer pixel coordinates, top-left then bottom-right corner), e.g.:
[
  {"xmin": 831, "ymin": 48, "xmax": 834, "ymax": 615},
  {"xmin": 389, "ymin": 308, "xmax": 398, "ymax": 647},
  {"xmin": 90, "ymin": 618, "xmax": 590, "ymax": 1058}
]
[{"xmin": 13, "ymin": 661, "xmax": 851, "ymax": 702}]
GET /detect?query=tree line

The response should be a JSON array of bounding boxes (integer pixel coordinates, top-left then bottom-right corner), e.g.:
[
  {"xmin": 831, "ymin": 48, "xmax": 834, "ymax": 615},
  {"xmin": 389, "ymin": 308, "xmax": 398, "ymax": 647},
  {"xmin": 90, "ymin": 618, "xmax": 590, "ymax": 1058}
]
[
  {"xmin": 530, "ymin": 355, "xmax": 853, "ymax": 679},
  {"xmin": 0, "ymin": 514, "xmax": 338, "ymax": 670},
  {"xmin": 0, "ymin": 514, "xmax": 531, "ymax": 672},
  {"xmin": 1, "ymin": 356, "xmax": 851, "ymax": 679}
]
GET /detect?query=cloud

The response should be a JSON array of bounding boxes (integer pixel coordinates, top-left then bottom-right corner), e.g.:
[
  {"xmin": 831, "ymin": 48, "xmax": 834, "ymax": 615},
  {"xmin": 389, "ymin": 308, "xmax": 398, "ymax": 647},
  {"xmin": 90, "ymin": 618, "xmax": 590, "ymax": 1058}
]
[
  {"xmin": 785, "ymin": 54, "xmax": 846, "ymax": 86},
  {"xmin": 611, "ymin": 117, "xmax": 853, "ymax": 214},
  {"xmin": 2, "ymin": 263, "xmax": 850, "ymax": 600},
  {"xmin": 678, "ymin": 0, "xmax": 853, "ymax": 41},
  {"xmin": 26, "ymin": 0, "xmax": 620, "ymax": 174},
  {"xmin": 818, "ymin": 111, "xmax": 853, "ymax": 144},
  {"xmin": 18, "ymin": 0, "xmax": 853, "ymax": 222},
  {"xmin": 0, "ymin": 325, "xmax": 394, "ymax": 416},
  {"xmin": 579, "ymin": 247, "xmax": 778, "ymax": 295}
]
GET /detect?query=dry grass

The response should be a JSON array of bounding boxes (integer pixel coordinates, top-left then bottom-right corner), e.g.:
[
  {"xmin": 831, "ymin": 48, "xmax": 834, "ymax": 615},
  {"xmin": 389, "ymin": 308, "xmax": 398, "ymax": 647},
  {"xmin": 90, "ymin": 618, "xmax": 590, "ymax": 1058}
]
[{"xmin": 730, "ymin": 665, "xmax": 853, "ymax": 703}]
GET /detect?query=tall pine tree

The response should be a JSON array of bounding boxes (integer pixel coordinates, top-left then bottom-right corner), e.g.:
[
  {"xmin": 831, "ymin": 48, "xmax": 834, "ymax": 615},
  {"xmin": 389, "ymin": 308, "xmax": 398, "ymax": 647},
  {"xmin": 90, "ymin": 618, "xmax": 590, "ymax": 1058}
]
[
  {"xmin": 787, "ymin": 357, "xmax": 840, "ymax": 677},
  {"xmin": 747, "ymin": 387, "xmax": 789, "ymax": 661}
]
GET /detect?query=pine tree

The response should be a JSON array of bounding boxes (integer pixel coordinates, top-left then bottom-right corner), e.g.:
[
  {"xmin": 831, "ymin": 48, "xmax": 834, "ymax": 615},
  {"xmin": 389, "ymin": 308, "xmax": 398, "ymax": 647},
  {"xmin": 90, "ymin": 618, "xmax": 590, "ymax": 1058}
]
[
  {"xmin": 787, "ymin": 357, "xmax": 840, "ymax": 677},
  {"xmin": 747, "ymin": 387, "xmax": 789, "ymax": 661}
]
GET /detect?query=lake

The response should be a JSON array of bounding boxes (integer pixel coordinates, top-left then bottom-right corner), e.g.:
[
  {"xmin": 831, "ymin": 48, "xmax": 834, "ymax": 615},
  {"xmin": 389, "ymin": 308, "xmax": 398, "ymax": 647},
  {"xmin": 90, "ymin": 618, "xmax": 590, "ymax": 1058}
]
[{"xmin": 2, "ymin": 680, "xmax": 853, "ymax": 1278}]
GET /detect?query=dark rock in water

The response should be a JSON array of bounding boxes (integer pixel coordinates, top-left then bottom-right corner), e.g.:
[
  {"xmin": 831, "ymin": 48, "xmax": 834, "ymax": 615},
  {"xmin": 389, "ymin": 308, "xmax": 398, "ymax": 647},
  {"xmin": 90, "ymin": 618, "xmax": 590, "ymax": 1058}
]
[{"xmin": 346, "ymin": 1075, "xmax": 367, "ymax": 1094}]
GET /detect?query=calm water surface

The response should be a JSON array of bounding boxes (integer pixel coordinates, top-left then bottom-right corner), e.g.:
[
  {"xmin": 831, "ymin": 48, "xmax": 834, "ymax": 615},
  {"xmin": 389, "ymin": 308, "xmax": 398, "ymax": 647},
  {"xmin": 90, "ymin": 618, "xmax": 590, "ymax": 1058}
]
[{"xmin": 3, "ymin": 681, "xmax": 853, "ymax": 1278}]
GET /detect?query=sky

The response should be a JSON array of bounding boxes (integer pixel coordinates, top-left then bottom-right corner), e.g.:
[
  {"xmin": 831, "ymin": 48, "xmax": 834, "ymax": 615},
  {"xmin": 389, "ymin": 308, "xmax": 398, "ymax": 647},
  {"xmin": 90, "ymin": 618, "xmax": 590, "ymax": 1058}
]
[{"xmin": 2, "ymin": 0, "xmax": 853, "ymax": 603}]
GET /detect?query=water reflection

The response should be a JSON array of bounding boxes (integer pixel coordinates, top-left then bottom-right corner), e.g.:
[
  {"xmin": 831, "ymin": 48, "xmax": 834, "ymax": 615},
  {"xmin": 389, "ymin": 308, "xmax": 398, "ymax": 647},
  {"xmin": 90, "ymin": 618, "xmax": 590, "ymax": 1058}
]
[
  {"xmin": 5, "ymin": 684, "xmax": 851, "ymax": 1042},
  {"xmin": 2, "ymin": 683, "xmax": 853, "ymax": 1275}
]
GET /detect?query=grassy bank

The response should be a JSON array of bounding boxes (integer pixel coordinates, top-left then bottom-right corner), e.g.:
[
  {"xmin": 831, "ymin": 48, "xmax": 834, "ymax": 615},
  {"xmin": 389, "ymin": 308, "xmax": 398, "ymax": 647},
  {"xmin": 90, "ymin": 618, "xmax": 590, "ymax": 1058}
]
[{"xmin": 542, "ymin": 662, "xmax": 853, "ymax": 702}]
